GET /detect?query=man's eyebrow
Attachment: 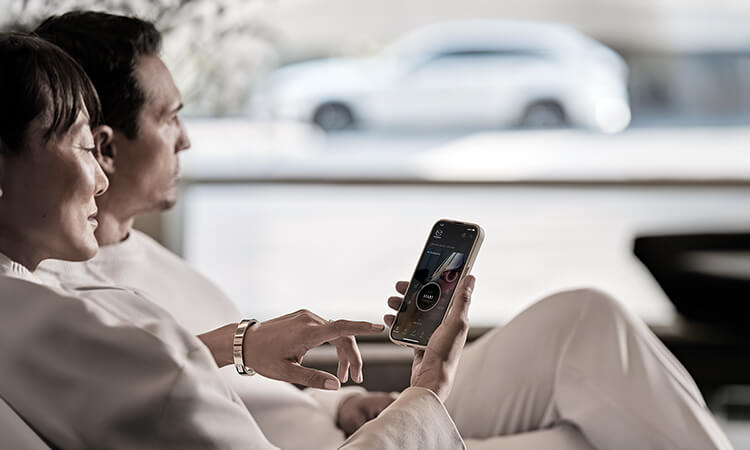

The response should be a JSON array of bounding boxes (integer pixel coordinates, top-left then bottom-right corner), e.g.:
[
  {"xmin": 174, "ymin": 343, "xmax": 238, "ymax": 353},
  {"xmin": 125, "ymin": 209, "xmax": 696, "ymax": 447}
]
[
  {"xmin": 159, "ymin": 101, "xmax": 184, "ymax": 118},
  {"xmin": 170, "ymin": 102, "xmax": 184, "ymax": 114}
]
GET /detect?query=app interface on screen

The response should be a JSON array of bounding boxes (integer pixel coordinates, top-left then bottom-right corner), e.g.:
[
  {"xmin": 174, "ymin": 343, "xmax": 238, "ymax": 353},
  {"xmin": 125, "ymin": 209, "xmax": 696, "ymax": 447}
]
[{"xmin": 392, "ymin": 221, "xmax": 477, "ymax": 346}]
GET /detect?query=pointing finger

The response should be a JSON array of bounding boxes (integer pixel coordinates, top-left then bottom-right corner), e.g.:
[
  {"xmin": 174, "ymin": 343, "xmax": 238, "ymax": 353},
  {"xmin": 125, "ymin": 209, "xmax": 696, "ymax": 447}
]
[{"xmin": 310, "ymin": 320, "xmax": 384, "ymax": 344}]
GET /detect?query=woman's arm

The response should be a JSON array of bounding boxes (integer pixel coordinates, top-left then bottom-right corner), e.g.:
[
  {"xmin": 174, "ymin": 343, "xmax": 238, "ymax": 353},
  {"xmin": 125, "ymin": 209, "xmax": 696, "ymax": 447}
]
[
  {"xmin": 196, "ymin": 311, "xmax": 384, "ymax": 390},
  {"xmin": 197, "ymin": 323, "xmax": 236, "ymax": 367}
]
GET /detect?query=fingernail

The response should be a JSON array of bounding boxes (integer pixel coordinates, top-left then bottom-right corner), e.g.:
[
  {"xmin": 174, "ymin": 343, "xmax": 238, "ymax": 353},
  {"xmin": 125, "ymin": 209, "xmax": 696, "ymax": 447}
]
[
  {"xmin": 324, "ymin": 379, "xmax": 339, "ymax": 390},
  {"xmin": 372, "ymin": 323, "xmax": 385, "ymax": 330},
  {"xmin": 356, "ymin": 373, "xmax": 363, "ymax": 383}
]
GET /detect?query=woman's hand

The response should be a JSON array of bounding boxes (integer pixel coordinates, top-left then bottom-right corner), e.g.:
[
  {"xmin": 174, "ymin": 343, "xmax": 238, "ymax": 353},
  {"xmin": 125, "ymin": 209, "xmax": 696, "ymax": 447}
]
[
  {"xmin": 243, "ymin": 309, "xmax": 384, "ymax": 390},
  {"xmin": 384, "ymin": 276, "xmax": 475, "ymax": 401}
]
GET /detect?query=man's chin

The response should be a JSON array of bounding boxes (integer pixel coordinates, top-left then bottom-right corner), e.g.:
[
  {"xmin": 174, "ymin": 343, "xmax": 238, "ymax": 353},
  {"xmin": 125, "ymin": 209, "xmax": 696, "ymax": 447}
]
[{"xmin": 158, "ymin": 197, "xmax": 178, "ymax": 211}]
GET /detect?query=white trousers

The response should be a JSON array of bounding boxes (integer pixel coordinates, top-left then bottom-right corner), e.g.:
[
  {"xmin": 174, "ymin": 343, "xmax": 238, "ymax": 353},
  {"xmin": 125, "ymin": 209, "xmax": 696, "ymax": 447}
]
[{"xmin": 445, "ymin": 288, "xmax": 733, "ymax": 449}]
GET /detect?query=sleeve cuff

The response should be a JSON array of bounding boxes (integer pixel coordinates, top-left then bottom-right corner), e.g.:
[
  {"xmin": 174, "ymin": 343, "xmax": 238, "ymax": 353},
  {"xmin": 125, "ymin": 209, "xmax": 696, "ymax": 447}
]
[{"xmin": 339, "ymin": 386, "xmax": 465, "ymax": 449}]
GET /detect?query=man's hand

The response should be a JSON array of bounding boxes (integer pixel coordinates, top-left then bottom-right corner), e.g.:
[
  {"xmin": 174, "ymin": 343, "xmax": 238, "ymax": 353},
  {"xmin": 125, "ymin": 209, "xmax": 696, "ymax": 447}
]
[
  {"xmin": 384, "ymin": 276, "xmax": 475, "ymax": 401},
  {"xmin": 243, "ymin": 309, "xmax": 384, "ymax": 390},
  {"xmin": 337, "ymin": 392, "xmax": 397, "ymax": 436}
]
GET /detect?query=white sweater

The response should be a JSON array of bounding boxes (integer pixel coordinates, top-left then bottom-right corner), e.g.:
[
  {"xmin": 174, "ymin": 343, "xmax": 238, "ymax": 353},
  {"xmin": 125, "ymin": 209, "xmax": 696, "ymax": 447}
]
[
  {"xmin": 38, "ymin": 230, "xmax": 362, "ymax": 448},
  {"xmin": 35, "ymin": 233, "xmax": 464, "ymax": 448},
  {"xmin": 2, "ymin": 252, "xmax": 464, "ymax": 449}
]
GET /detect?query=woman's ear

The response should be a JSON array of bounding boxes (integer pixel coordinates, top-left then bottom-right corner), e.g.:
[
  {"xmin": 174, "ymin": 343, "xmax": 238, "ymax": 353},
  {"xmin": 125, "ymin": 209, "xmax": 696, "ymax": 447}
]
[{"xmin": 93, "ymin": 125, "xmax": 116, "ymax": 174}]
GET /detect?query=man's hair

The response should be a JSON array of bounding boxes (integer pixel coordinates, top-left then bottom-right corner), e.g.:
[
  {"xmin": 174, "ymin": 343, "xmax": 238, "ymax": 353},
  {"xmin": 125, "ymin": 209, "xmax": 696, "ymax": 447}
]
[
  {"xmin": 35, "ymin": 11, "xmax": 162, "ymax": 139},
  {"xmin": 0, "ymin": 33, "xmax": 101, "ymax": 153}
]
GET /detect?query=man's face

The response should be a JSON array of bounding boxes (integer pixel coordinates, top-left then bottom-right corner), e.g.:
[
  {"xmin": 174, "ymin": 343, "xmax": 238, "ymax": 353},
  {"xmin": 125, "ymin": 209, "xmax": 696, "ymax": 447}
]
[{"xmin": 110, "ymin": 54, "xmax": 190, "ymax": 213}]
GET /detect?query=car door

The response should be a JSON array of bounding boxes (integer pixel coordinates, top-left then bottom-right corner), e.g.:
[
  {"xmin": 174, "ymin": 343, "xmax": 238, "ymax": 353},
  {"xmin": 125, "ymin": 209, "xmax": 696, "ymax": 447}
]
[{"xmin": 364, "ymin": 49, "xmax": 546, "ymax": 128}]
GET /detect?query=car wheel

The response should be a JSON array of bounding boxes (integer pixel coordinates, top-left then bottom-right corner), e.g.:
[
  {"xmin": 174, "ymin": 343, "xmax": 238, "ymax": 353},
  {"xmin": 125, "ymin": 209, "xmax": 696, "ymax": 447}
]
[
  {"xmin": 313, "ymin": 103, "xmax": 355, "ymax": 131},
  {"xmin": 519, "ymin": 101, "xmax": 567, "ymax": 128}
]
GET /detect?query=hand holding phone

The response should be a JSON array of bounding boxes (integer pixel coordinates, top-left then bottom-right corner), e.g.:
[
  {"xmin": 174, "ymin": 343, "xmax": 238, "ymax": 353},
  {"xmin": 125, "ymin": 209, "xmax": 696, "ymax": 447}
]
[
  {"xmin": 384, "ymin": 274, "xmax": 476, "ymax": 400},
  {"xmin": 388, "ymin": 219, "xmax": 484, "ymax": 349}
]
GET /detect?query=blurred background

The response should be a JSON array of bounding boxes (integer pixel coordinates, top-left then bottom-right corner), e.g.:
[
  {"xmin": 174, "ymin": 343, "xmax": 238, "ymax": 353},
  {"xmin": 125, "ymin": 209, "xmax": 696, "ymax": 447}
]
[{"xmin": 4, "ymin": 0, "xmax": 750, "ymax": 445}]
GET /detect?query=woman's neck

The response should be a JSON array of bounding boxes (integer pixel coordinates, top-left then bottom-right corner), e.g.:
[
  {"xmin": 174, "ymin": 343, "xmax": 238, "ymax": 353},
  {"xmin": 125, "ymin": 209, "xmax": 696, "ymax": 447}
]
[{"xmin": 0, "ymin": 225, "xmax": 42, "ymax": 271}]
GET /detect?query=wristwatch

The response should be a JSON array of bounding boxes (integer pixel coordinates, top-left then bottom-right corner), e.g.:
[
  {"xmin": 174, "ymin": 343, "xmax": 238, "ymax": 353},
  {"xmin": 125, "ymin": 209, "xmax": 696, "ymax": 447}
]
[{"xmin": 233, "ymin": 319, "xmax": 258, "ymax": 376}]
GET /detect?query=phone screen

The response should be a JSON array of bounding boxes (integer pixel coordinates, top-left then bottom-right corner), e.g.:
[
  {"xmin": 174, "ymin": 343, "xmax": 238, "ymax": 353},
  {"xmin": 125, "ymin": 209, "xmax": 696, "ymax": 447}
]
[{"xmin": 391, "ymin": 220, "xmax": 480, "ymax": 347}]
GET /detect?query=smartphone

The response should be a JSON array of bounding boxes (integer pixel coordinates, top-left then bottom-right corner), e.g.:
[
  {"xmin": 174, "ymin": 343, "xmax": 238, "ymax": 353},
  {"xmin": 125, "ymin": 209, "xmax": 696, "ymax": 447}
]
[{"xmin": 389, "ymin": 219, "xmax": 484, "ymax": 349}]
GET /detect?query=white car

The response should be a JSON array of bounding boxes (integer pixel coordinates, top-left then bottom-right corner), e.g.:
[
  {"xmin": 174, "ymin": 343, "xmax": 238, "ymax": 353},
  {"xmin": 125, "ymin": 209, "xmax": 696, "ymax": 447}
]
[{"xmin": 251, "ymin": 20, "xmax": 631, "ymax": 133}]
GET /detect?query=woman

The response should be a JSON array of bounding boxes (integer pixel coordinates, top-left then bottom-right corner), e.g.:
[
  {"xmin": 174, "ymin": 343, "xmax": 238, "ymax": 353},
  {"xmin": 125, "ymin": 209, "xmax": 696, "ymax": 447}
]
[{"xmin": 0, "ymin": 33, "xmax": 470, "ymax": 449}]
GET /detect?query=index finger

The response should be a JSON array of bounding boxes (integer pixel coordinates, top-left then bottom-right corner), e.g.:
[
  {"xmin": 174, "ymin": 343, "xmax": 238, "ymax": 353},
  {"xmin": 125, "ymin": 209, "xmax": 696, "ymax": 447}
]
[{"xmin": 310, "ymin": 319, "xmax": 385, "ymax": 344}]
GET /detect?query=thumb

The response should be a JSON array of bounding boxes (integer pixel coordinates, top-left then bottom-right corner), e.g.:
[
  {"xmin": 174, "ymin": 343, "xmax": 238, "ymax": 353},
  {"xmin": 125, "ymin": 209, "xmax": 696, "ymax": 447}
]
[
  {"xmin": 447, "ymin": 275, "xmax": 475, "ymax": 322},
  {"xmin": 283, "ymin": 364, "xmax": 341, "ymax": 390}
]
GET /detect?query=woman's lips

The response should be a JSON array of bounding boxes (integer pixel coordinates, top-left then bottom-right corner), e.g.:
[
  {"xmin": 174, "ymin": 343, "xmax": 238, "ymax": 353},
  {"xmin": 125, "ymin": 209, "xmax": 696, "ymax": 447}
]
[{"xmin": 88, "ymin": 211, "xmax": 98, "ymax": 228}]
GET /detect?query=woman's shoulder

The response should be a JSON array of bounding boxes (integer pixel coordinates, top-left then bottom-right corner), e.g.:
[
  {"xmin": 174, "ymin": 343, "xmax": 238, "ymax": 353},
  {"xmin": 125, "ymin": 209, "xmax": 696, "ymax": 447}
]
[{"xmin": 0, "ymin": 275, "xmax": 206, "ymax": 368}]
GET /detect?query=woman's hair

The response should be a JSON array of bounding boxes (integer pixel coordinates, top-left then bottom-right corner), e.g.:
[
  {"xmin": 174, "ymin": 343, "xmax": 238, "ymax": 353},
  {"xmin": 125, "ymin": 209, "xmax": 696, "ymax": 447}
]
[{"xmin": 0, "ymin": 33, "xmax": 102, "ymax": 153}]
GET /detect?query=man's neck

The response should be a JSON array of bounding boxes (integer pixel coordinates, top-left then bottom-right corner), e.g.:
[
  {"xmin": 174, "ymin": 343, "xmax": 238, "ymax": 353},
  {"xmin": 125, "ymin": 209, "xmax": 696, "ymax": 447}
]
[{"xmin": 94, "ymin": 210, "xmax": 135, "ymax": 246}]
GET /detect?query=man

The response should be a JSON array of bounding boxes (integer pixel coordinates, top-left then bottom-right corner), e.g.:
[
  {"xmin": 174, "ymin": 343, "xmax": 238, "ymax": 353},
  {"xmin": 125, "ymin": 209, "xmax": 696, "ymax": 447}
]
[{"xmin": 36, "ymin": 11, "xmax": 732, "ymax": 449}]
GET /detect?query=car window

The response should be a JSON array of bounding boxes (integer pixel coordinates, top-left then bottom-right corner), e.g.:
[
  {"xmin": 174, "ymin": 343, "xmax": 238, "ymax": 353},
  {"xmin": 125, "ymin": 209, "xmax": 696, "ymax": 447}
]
[
  {"xmin": 432, "ymin": 48, "xmax": 548, "ymax": 59},
  {"xmin": 407, "ymin": 48, "xmax": 550, "ymax": 74}
]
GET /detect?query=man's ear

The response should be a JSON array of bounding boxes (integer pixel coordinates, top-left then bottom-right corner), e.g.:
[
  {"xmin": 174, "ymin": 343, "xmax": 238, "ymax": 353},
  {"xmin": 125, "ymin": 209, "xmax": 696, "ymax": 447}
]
[{"xmin": 93, "ymin": 125, "xmax": 116, "ymax": 174}]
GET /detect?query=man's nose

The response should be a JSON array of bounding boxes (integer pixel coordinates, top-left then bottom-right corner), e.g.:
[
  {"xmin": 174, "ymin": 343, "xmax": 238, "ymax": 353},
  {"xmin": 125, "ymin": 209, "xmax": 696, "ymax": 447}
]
[{"xmin": 176, "ymin": 117, "xmax": 190, "ymax": 153}]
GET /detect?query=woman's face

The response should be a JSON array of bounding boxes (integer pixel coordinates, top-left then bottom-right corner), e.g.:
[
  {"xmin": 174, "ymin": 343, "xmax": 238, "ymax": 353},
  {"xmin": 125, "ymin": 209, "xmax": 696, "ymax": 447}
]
[{"xmin": 0, "ymin": 109, "xmax": 108, "ymax": 266}]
